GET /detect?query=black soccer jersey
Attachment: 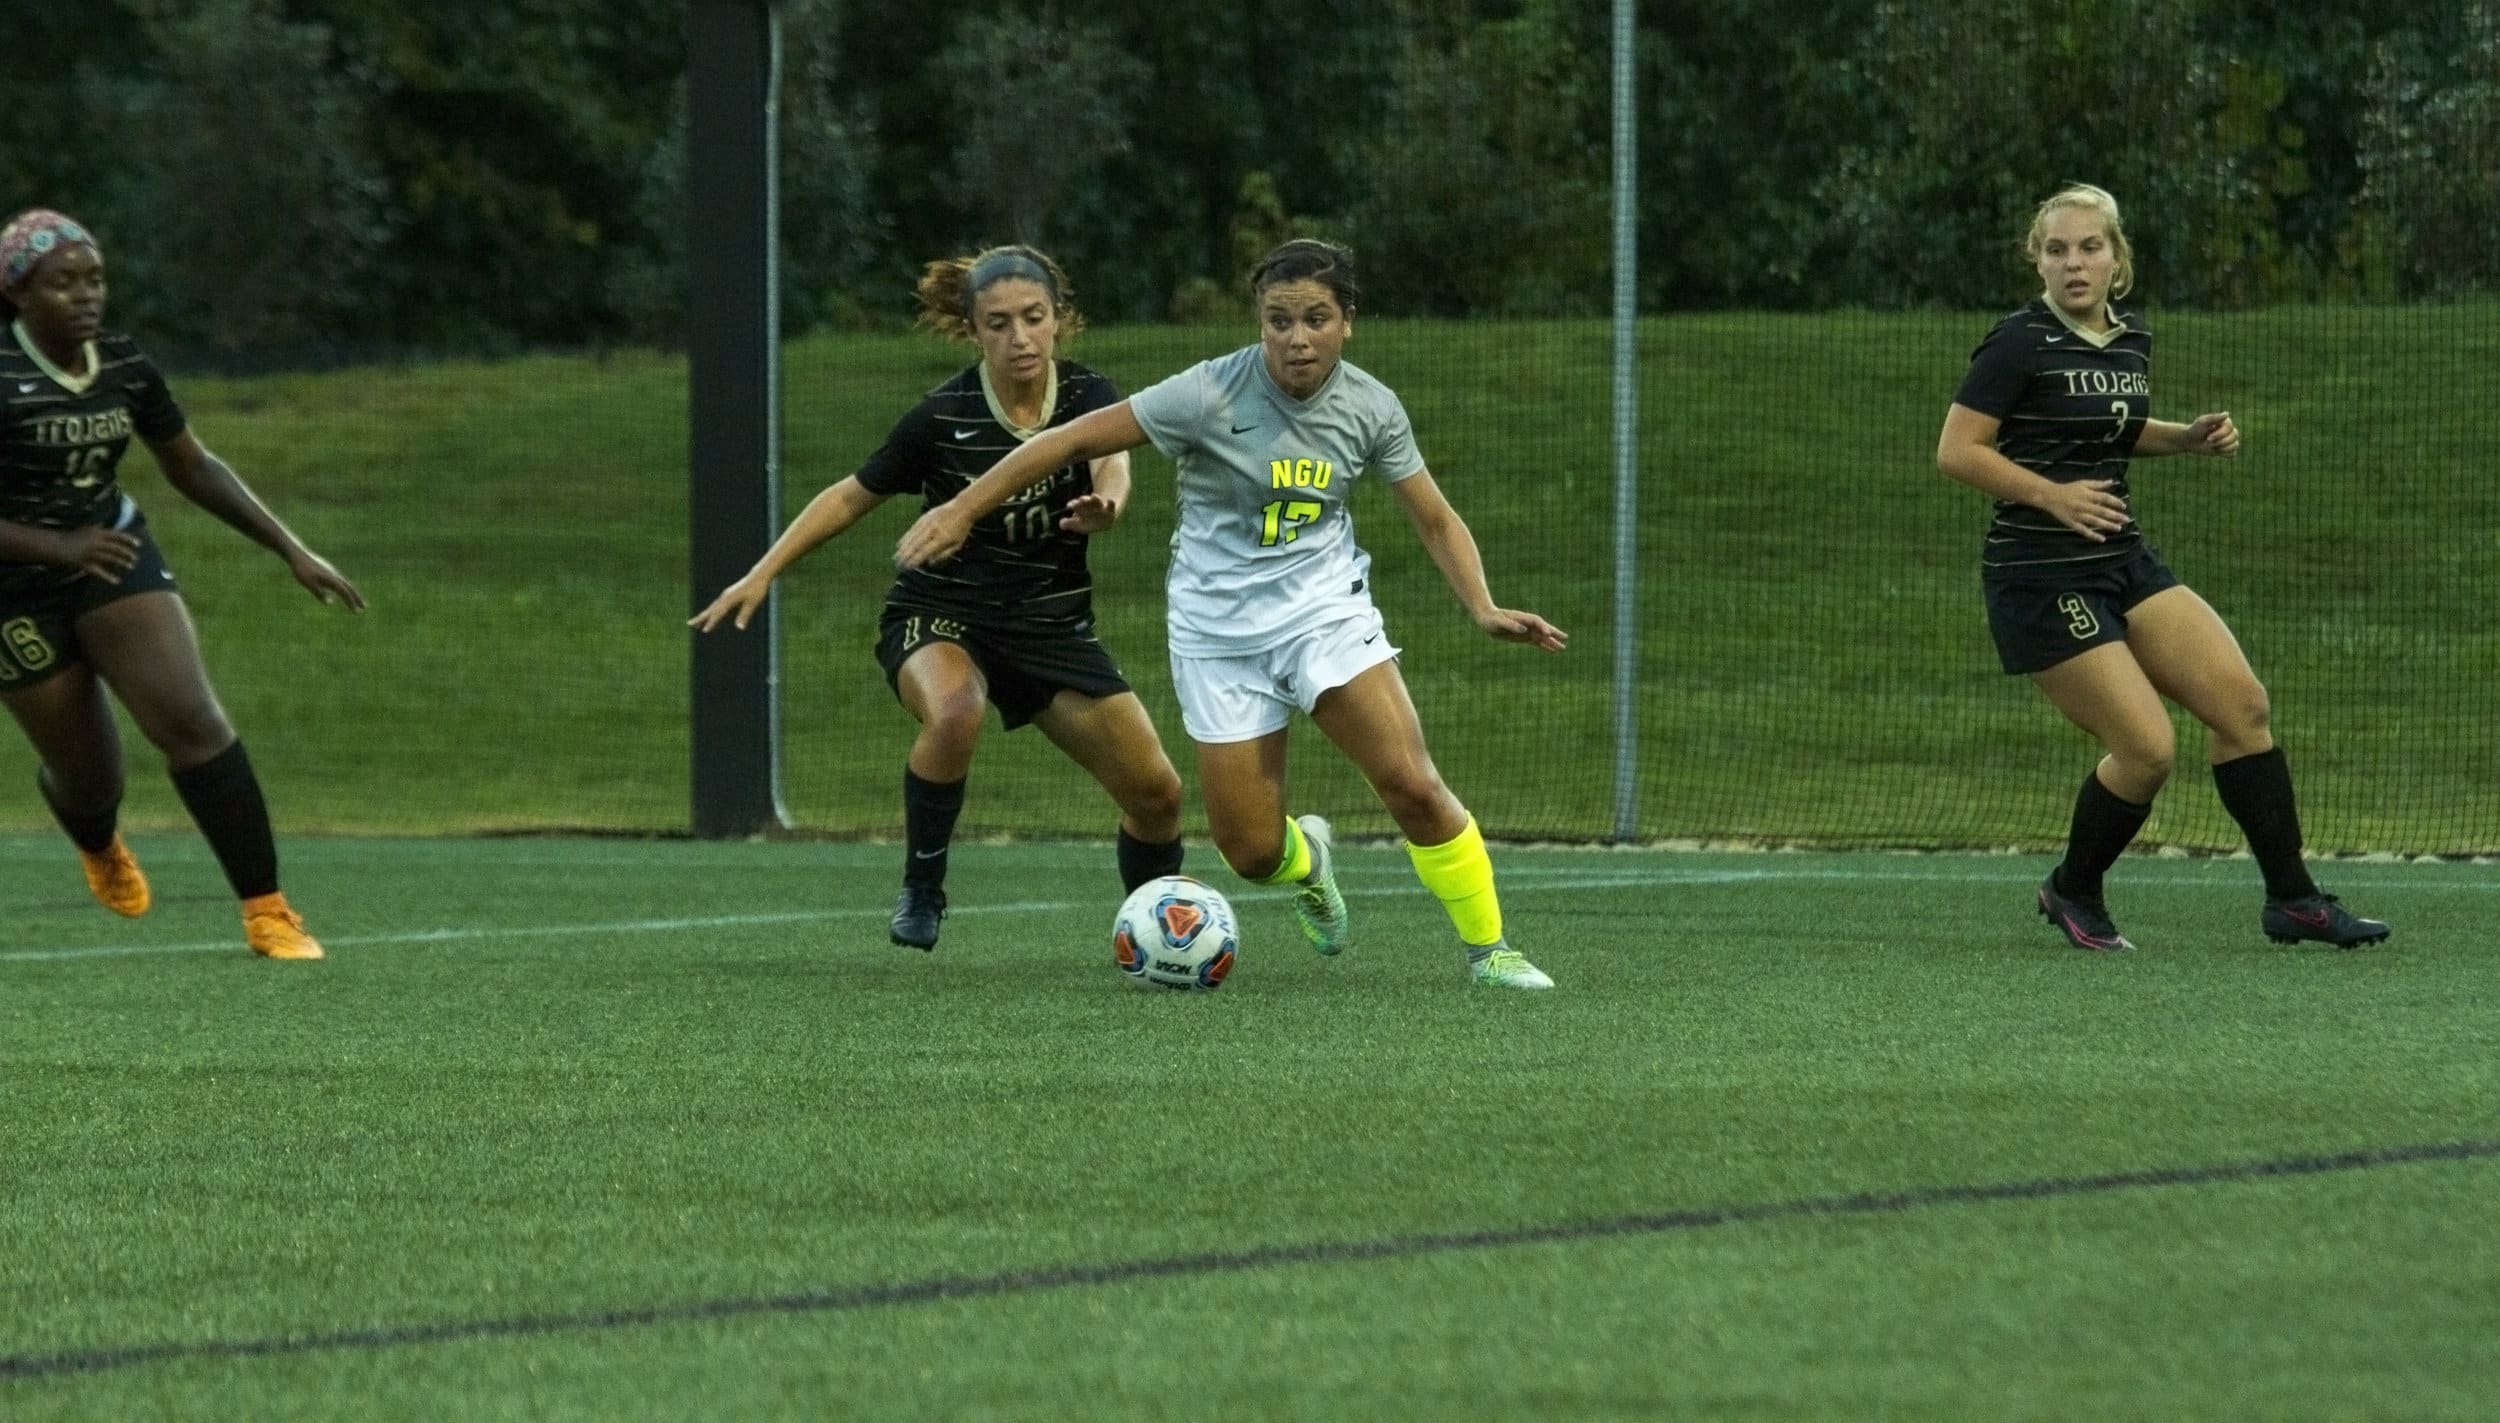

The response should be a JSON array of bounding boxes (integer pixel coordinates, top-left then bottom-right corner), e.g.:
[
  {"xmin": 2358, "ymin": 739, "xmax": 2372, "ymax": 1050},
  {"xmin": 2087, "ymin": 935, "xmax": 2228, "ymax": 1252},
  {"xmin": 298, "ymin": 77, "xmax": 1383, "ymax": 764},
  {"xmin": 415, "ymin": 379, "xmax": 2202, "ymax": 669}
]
[
  {"xmin": 1953, "ymin": 298, "xmax": 2151, "ymax": 572},
  {"xmin": 0, "ymin": 324, "xmax": 183, "ymax": 545},
  {"xmin": 856, "ymin": 358, "xmax": 1119, "ymax": 629}
]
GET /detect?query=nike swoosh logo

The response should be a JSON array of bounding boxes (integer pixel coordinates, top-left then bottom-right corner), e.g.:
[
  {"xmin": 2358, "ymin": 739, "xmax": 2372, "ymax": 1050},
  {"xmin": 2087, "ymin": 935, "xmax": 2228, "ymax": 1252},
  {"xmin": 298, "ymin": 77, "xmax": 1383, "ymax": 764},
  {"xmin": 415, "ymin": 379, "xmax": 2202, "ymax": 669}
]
[
  {"xmin": 913, "ymin": 849, "xmax": 945, "ymax": 859},
  {"xmin": 953, "ymin": 428, "xmax": 978, "ymax": 440},
  {"xmin": 16, "ymin": 382, "xmax": 34, "ymax": 393},
  {"xmin": 1361, "ymin": 632, "xmax": 1380, "ymax": 644},
  {"xmin": 2044, "ymin": 335, "xmax": 2065, "ymax": 343},
  {"xmin": 1231, "ymin": 423, "xmax": 1257, "ymax": 434},
  {"xmin": 2284, "ymin": 908, "xmax": 2332, "ymax": 928}
]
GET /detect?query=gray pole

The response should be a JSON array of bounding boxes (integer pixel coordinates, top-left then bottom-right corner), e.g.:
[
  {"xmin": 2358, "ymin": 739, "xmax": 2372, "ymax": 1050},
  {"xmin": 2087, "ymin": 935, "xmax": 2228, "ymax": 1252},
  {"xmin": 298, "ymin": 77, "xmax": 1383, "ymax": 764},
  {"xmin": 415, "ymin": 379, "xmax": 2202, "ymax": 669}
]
[
  {"xmin": 687, "ymin": 0, "xmax": 788, "ymax": 836},
  {"xmin": 1608, "ymin": 0, "xmax": 1641, "ymax": 842}
]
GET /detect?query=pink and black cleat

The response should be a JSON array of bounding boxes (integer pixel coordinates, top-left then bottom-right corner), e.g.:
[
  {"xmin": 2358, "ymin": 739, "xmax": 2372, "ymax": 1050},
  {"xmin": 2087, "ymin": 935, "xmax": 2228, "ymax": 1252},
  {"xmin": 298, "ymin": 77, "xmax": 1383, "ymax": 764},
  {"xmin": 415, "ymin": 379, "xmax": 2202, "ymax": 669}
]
[{"xmin": 2038, "ymin": 872, "xmax": 2133, "ymax": 952}]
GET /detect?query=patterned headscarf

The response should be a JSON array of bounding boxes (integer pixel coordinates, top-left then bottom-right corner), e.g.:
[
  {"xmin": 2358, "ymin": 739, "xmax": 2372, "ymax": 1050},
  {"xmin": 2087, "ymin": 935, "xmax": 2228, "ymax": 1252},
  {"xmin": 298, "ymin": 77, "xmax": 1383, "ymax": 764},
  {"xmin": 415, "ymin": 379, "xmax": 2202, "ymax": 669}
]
[{"xmin": 0, "ymin": 209, "xmax": 97, "ymax": 291}]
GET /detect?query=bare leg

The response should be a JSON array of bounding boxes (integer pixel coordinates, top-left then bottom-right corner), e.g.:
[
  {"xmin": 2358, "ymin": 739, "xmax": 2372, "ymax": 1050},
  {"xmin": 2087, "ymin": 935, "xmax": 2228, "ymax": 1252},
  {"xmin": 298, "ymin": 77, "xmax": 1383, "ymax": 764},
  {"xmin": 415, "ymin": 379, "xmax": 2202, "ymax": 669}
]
[
  {"xmin": 1031, "ymin": 688, "xmax": 1183, "ymax": 843},
  {"xmin": 1033, "ymin": 687, "xmax": 1185, "ymax": 890},
  {"xmin": 1193, "ymin": 731, "xmax": 1291, "ymax": 879},
  {"xmin": 1306, "ymin": 660, "xmax": 1467, "ymax": 844},
  {"xmin": 2029, "ymin": 640, "xmax": 2176, "ymax": 805},
  {"xmin": 2126, "ymin": 585, "xmax": 2325, "ymax": 905},
  {"xmin": 3, "ymin": 662, "xmax": 127, "ymax": 836},
  {"xmin": 3, "ymin": 661, "xmax": 152, "ymax": 914}
]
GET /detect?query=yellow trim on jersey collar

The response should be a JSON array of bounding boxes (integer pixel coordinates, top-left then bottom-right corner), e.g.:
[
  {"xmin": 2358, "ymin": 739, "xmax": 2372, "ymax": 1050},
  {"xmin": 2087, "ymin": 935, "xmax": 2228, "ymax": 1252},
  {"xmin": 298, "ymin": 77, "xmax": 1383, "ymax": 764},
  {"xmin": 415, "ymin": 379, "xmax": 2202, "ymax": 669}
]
[
  {"xmin": 977, "ymin": 360, "xmax": 1057, "ymax": 442},
  {"xmin": 2040, "ymin": 295, "xmax": 2129, "ymax": 349},
  {"xmin": 11, "ymin": 320, "xmax": 99, "ymax": 394}
]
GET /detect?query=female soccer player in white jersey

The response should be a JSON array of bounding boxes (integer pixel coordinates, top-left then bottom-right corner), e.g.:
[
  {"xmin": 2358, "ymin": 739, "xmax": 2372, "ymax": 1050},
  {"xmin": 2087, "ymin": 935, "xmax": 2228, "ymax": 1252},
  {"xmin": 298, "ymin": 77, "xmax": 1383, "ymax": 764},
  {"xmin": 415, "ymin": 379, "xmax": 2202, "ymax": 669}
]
[
  {"xmin": 896, "ymin": 239, "xmax": 1566, "ymax": 990},
  {"xmin": 695, "ymin": 246, "xmax": 1185, "ymax": 952},
  {"xmin": 1936, "ymin": 185, "xmax": 2386, "ymax": 953}
]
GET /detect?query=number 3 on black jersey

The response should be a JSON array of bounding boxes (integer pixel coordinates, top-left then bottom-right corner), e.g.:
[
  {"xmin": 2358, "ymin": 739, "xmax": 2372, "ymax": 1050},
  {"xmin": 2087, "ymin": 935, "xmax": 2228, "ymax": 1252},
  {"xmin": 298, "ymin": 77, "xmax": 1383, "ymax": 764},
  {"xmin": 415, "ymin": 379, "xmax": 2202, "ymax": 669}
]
[{"xmin": 1259, "ymin": 500, "xmax": 1322, "ymax": 546}]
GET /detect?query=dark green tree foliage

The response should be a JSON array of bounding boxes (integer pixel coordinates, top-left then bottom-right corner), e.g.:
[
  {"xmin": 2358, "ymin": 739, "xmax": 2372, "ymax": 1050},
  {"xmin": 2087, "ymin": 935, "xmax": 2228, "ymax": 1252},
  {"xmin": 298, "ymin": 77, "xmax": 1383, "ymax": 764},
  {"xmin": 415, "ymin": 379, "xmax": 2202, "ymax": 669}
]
[
  {"xmin": 777, "ymin": 2, "xmax": 890, "ymax": 329},
  {"xmin": 6, "ymin": 0, "xmax": 2499, "ymax": 352},
  {"xmin": 102, "ymin": 0, "xmax": 395, "ymax": 353},
  {"xmin": 608, "ymin": 0, "xmax": 887, "ymax": 340},
  {"xmin": 2358, "ymin": 6, "xmax": 2500, "ymax": 296},
  {"xmin": 1809, "ymin": 1, "xmax": 2219, "ymax": 308},
  {"xmin": 831, "ymin": 0, "xmax": 1406, "ymax": 324},
  {"xmin": 0, "ymin": 9, "xmax": 153, "ymax": 263},
  {"xmin": 313, "ymin": 0, "xmax": 685, "ymax": 346},
  {"xmin": 1636, "ymin": 5, "xmax": 1868, "ymax": 310},
  {"xmin": 1338, "ymin": 0, "xmax": 1610, "ymax": 316},
  {"xmin": 928, "ymin": 14, "xmax": 1149, "ymax": 250}
]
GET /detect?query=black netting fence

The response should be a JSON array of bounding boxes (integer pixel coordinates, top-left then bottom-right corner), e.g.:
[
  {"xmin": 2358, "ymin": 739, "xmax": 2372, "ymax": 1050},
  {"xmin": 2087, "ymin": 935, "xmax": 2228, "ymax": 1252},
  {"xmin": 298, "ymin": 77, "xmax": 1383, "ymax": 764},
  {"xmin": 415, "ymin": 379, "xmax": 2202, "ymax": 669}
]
[{"xmin": 1, "ymin": 5, "xmax": 2492, "ymax": 853}]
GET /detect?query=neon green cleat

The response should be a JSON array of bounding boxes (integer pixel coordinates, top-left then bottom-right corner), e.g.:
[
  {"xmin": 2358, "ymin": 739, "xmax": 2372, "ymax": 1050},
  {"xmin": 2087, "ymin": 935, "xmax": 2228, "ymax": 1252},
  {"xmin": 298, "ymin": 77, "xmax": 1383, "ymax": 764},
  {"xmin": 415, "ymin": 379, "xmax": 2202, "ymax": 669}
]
[
  {"xmin": 1468, "ymin": 944, "xmax": 1553, "ymax": 990},
  {"xmin": 1291, "ymin": 814, "xmax": 1350, "ymax": 957}
]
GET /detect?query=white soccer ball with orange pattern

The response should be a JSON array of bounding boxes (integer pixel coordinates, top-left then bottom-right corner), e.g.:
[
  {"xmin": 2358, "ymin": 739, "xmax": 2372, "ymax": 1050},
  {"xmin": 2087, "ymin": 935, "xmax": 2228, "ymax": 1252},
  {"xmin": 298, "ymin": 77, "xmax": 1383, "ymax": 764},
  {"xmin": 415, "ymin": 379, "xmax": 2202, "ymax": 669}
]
[{"xmin": 1112, "ymin": 875, "xmax": 1239, "ymax": 991}]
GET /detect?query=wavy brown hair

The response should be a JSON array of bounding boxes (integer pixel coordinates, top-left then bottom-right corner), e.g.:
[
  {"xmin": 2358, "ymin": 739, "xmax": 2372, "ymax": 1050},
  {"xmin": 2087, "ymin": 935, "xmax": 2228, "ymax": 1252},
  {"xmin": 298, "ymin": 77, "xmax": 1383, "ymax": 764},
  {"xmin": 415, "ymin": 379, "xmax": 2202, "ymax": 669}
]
[{"xmin": 913, "ymin": 245, "xmax": 1085, "ymax": 340}]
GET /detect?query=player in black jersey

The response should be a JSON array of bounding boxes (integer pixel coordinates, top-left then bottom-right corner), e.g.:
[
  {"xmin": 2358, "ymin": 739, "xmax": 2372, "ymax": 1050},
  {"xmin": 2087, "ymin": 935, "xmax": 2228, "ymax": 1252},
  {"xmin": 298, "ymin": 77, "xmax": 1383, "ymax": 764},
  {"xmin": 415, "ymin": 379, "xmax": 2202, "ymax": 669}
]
[
  {"xmin": 692, "ymin": 246, "xmax": 1184, "ymax": 951},
  {"xmin": 0, "ymin": 209, "xmax": 363, "ymax": 960},
  {"xmin": 1937, "ymin": 185, "xmax": 2386, "ymax": 953}
]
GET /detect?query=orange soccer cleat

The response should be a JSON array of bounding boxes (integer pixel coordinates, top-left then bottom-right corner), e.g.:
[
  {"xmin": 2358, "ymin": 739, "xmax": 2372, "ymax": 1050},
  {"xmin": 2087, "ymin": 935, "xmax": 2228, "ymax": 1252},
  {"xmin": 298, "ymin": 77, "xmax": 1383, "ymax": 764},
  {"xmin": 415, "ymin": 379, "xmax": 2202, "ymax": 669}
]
[
  {"xmin": 78, "ymin": 835, "xmax": 152, "ymax": 918},
  {"xmin": 241, "ymin": 892, "xmax": 325, "ymax": 961}
]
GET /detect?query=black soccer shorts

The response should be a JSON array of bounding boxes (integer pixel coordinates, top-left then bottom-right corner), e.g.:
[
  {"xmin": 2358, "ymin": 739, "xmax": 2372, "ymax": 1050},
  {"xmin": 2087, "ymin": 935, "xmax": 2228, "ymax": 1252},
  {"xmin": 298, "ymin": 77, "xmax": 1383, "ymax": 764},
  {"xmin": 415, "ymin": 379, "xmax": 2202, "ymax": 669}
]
[
  {"xmin": 0, "ymin": 513, "xmax": 180, "ymax": 690},
  {"xmin": 1982, "ymin": 542, "xmax": 2182, "ymax": 675},
  {"xmin": 872, "ymin": 604, "xmax": 1132, "ymax": 730}
]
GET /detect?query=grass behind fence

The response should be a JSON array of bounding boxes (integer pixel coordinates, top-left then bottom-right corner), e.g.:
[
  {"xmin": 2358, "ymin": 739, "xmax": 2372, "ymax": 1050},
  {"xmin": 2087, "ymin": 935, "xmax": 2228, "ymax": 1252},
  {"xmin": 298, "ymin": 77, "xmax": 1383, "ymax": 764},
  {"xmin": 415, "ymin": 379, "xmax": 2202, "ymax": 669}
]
[{"xmin": 1, "ymin": 308, "xmax": 2490, "ymax": 847}]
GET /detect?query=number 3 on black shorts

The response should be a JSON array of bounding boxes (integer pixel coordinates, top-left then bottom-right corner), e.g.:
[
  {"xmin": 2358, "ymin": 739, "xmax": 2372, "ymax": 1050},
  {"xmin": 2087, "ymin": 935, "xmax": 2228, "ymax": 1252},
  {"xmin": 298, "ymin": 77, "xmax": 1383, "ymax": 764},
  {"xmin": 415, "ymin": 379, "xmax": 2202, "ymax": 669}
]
[{"xmin": 2056, "ymin": 593, "xmax": 2101, "ymax": 640}]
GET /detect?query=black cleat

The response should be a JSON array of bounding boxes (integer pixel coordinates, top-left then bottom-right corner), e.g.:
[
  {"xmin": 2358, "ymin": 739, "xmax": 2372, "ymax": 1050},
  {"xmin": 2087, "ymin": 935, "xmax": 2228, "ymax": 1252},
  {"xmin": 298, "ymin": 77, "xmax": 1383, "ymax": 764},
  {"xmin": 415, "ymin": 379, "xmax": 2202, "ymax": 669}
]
[
  {"xmin": 2262, "ymin": 894, "xmax": 2388, "ymax": 948},
  {"xmin": 2038, "ymin": 873, "xmax": 2133, "ymax": 952},
  {"xmin": 889, "ymin": 885, "xmax": 946, "ymax": 951}
]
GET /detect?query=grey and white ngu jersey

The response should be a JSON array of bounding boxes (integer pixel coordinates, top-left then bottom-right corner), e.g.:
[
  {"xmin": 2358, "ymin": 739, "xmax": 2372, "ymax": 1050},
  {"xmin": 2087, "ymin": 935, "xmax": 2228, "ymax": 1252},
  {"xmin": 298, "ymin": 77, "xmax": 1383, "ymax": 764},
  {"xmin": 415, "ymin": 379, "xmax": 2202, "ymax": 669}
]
[{"xmin": 1129, "ymin": 346, "xmax": 1423, "ymax": 657}]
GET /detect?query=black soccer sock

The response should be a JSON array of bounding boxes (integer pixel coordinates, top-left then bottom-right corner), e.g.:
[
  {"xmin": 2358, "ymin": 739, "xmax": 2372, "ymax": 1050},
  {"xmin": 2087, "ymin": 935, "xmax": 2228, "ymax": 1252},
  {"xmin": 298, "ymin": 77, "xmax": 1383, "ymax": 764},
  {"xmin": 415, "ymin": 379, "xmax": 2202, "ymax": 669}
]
[
  {"xmin": 1116, "ymin": 827, "xmax": 1184, "ymax": 893},
  {"xmin": 2055, "ymin": 769, "xmax": 2151, "ymax": 901},
  {"xmin": 37, "ymin": 768, "xmax": 119, "ymax": 854},
  {"xmin": 169, "ymin": 740, "xmax": 279, "ymax": 900},
  {"xmin": 2212, "ymin": 747, "xmax": 2321, "ymax": 901},
  {"xmin": 902, "ymin": 768, "xmax": 967, "ymax": 890}
]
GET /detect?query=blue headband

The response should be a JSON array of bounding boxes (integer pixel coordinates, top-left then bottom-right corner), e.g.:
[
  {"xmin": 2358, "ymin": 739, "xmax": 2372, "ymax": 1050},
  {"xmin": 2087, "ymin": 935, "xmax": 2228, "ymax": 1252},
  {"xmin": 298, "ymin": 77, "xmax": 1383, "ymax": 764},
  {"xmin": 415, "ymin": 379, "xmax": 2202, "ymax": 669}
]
[{"xmin": 965, "ymin": 251, "xmax": 1057, "ymax": 310}]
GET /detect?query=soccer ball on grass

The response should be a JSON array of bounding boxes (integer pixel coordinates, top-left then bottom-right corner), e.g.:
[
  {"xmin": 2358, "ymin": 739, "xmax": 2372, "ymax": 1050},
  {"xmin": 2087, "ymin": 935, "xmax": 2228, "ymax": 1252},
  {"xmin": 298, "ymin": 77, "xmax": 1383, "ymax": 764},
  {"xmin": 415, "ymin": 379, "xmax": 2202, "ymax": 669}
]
[{"xmin": 1113, "ymin": 875, "xmax": 1239, "ymax": 991}]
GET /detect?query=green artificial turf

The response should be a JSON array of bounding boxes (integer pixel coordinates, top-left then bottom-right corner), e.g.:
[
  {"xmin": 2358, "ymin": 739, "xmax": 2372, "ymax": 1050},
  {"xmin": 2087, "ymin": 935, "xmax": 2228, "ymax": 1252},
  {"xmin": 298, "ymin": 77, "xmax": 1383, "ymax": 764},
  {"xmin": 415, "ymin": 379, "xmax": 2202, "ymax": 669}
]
[{"xmin": 5, "ymin": 834, "xmax": 2493, "ymax": 1418}]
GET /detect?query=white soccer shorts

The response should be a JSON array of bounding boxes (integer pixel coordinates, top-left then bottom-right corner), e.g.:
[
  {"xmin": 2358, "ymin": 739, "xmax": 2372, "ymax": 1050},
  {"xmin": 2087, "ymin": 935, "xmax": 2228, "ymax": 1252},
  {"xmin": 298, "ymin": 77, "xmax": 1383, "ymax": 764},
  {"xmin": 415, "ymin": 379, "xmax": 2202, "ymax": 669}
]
[{"xmin": 1169, "ymin": 606, "xmax": 1401, "ymax": 744}]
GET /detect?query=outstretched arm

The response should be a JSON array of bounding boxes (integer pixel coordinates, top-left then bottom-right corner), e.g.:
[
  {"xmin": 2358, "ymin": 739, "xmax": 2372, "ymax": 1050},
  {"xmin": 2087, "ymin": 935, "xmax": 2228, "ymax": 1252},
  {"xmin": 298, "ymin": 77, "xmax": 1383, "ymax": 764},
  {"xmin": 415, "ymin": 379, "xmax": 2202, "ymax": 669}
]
[
  {"xmin": 145, "ymin": 429, "xmax": 364, "ymax": 609},
  {"xmin": 691, "ymin": 475, "xmax": 887, "ymax": 632},
  {"xmin": 896, "ymin": 402, "xmax": 1147, "ymax": 568},
  {"xmin": 1935, "ymin": 402, "xmax": 2129, "ymax": 543},
  {"xmin": 1389, "ymin": 469, "xmax": 1567, "ymax": 651}
]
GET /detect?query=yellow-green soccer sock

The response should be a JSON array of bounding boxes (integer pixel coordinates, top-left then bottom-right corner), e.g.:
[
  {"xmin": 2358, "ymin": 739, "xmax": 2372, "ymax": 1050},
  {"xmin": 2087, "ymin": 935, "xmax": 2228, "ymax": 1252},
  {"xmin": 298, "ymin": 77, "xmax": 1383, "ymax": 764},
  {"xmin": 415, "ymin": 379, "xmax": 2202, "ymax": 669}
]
[
  {"xmin": 1254, "ymin": 815, "xmax": 1313, "ymax": 885},
  {"xmin": 1407, "ymin": 815, "xmax": 1503, "ymax": 947}
]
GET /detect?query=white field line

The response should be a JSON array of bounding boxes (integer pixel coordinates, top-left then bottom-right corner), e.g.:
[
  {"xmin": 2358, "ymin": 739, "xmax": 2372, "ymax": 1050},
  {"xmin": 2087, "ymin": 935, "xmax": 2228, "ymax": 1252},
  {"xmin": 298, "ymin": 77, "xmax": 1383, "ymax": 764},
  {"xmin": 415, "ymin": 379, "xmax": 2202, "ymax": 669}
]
[
  {"xmin": 3, "ymin": 876, "xmax": 1673, "ymax": 963},
  {"xmin": 4, "ymin": 898, "xmax": 1074, "ymax": 964},
  {"xmin": 8, "ymin": 864, "xmax": 2488, "ymax": 964}
]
